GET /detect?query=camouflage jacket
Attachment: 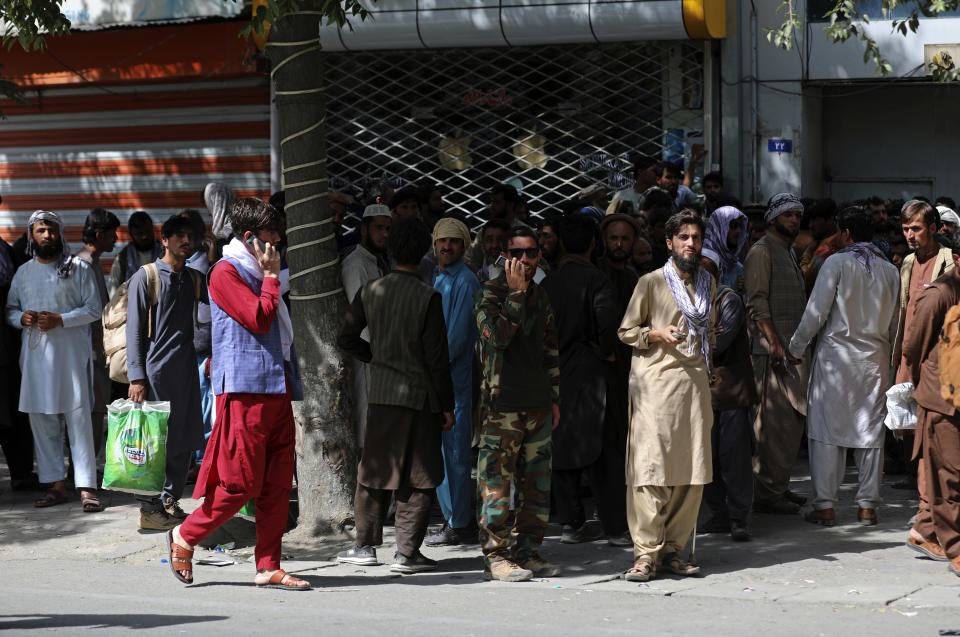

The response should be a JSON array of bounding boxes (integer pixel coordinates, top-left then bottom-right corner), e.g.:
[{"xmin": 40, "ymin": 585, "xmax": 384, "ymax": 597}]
[{"xmin": 474, "ymin": 275, "xmax": 560, "ymax": 412}]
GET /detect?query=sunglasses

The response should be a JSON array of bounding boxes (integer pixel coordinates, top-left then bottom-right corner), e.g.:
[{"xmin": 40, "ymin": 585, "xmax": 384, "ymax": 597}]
[{"xmin": 508, "ymin": 248, "xmax": 539, "ymax": 259}]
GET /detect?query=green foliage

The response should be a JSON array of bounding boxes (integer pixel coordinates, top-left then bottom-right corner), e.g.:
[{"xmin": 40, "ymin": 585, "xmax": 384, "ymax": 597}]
[
  {"xmin": 1, "ymin": 0, "xmax": 72, "ymax": 52},
  {"xmin": 227, "ymin": 0, "xmax": 372, "ymax": 41},
  {"xmin": 769, "ymin": 0, "xmax": 960, "ymax": 80}
]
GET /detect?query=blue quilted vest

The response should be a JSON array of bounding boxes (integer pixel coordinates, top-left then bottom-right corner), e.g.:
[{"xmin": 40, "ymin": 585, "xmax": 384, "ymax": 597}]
[{"xmin": 209, "ymin": 257, "xmax": 303, "ymax": 400}]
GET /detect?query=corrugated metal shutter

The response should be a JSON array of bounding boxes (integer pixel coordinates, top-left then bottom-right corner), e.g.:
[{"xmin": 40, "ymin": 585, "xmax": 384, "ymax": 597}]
[
  {"xmin": 0, "ymin": 77, "xmax": 270, "ymax": 271},
  {"xmin": 324, "ymin": 41, "xmax": 705, "ymax": 227}
]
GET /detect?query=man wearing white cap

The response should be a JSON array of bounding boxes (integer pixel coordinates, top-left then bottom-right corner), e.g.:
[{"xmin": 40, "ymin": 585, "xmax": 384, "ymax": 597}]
[
  {"xmin": 937, "ymin": 206, "xmax": 960, "ymax": 241},
  {"xmin": 743, "ymin": 193, "xmax": 811, "ymax": 514},
  {"xmin": 425, "ymin": 218, "xmax": 481, "ymax": 547},
  {"xmin": 5, "ymin": 210, "xmax": 102, "ymax": 512},
  {"xmin": 341, "ymin": 204, "xmax": 392, "ymax": 447}
]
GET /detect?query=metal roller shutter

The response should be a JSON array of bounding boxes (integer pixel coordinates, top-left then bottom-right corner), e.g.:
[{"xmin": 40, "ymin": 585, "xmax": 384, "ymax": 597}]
[{"xmin": 324, "ymin": 40, "xmax": 705, "ymax": 227}]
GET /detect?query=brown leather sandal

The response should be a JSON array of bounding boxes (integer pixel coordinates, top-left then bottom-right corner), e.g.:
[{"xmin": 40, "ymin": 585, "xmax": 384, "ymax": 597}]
[
  {"xmin": 661, "ymin": 553, "xmax": 701, "ymax": 576},
  {"xmin": 624, "ymin": 557, "xmax": 655, "ymax": 582},
  {"xmin": 166, "ymin": 529, "xmax": 194, "ymax": 584},
  {"xmin": 35, "ymin": 488, "xmax": 68, "ymax": 508},
  {"xmin": 80, "ymin": 490, "xmax": 102, "ymax": 513},
  {"xmin": 255, "ymin": 569, "xmax": 311, "ymax": 591}
]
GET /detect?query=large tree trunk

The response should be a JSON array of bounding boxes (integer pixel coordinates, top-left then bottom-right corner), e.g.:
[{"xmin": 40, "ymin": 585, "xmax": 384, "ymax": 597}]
[{"xmin": 265, "ymin": 13, "xmax": 356, "ymax": 537}]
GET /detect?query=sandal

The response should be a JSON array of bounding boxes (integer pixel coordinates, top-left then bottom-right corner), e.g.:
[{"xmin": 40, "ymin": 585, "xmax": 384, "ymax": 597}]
[
  {"xmin": 34, "ymin": 488, "xmax": 69, "ymax": 508},
  {"xmin": 166, "ymin": 529, "xmax": 194, "ymax": 584},
  {"xmin": 661, "ymin": 553, "xmax": 701, "ymax": 576},
  {"xmin": 80, "ymin": 490, "xmax": 102, "ymax": 513},
  {"xmin": 624, "ymin": 557, "xmax": 655, "ymax": 582},
  {"xmin": 255, "ymin": 569, "xmax": 312, "ymax": 591}
]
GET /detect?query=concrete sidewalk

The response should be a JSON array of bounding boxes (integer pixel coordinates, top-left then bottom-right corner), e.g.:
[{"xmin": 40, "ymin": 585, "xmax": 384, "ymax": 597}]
[{"xmin": 1, "ymin": 458, "xmax": 959, "ymax": 636}]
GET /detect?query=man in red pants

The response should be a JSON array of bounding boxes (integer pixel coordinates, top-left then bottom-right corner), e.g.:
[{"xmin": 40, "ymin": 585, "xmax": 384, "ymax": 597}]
[{"xmin": 166, "ymin": 197, "xmax": 309, "ymax": 590}]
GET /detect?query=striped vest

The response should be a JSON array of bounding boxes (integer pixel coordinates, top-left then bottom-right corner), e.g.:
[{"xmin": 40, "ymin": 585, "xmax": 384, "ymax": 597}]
[
  {"xmin": 748, "ymin": 234, "xmax": 807, "ymax": 356},
  {"xmin": 362, "ymin": 271, "xmax": 439, "ymax": 411}
]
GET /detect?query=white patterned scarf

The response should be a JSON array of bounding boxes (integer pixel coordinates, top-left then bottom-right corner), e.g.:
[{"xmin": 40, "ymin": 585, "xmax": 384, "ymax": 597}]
[
  {"xmin": 662, "ymin": 258, "xmax": 713, "ymax": 371},
  {"xmin": 222, "ymin": 238, "xmax": 293, "ymax": 361}
]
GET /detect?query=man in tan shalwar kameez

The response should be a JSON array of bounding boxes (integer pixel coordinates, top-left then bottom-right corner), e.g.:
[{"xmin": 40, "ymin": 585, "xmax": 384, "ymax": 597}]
[{"xmin": 618, "ymin": 211, "xmax": 717, "ymax": 582}]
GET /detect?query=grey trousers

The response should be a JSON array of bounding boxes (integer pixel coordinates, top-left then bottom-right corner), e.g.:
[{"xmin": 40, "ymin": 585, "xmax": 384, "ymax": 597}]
[{"xmin": 808, "ymin": 438, "xmax": 882, "ymax": 511}]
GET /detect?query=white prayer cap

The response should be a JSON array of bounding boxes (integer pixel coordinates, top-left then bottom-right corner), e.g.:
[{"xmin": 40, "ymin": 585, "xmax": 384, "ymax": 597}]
[
  {"xmin": 362, "ymin": 204, "xmax": 391, "ymax": 219},
  {"xmin": 937, "ymin": 206, "xmax": 960, "ymax": 227}
]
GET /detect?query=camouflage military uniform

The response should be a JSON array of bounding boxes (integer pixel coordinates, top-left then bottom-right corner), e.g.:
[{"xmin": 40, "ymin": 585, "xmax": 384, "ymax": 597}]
[{"xmin": 474, "ymin": 275, "xmax": 560, "ymax": 567}]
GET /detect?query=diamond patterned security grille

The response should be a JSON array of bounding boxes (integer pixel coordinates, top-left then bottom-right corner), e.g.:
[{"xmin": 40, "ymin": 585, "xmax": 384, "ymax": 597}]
[{"xmin": 324, "ymin": 41, "xmax": 704, "ymax": 229}]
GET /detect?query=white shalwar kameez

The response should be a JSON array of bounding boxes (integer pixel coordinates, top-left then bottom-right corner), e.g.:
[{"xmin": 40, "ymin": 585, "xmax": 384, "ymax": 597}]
[
  {"xmin": 788, "ymin": 251, "xmax": 900, "ymax": 510},
  {"xmin": 5, "ymin": 258, "xmax": 102, "ymax": 487}
]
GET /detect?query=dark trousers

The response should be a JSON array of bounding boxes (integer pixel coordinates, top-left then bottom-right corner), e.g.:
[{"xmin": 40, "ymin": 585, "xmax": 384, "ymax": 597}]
[
  {"xmin": 916, "ymin": 407, "xmax": 960, "ymax": 559},
  {"xmin": 551, "ymin": 395, "xmax": 628, "ymax": 536},
  {"xmin": 354, "ymin": 484, "xmax": 433, "ymax": 557},
  {"xmin": 0, "ymin": 410, "xmax": 34, "ymax": 480},
  {"xmin": 705, "ymin": 407, "xmax": 755, "ymax": 523},
  {"xmin": 552, "ymin": 460, "xmax": 628, "ymax": 535},
  {"xmin": 138, "ymin": 445, "xmax": 193, "ymax": 512}
]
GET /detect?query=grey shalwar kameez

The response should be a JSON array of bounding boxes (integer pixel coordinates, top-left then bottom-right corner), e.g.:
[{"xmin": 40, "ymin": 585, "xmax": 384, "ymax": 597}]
[{"xmin": 126, "ymin": 259, "xmax": 208, "ymax": 510}]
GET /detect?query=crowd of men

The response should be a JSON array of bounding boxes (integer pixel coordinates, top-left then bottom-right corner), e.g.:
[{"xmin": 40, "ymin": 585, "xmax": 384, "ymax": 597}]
[{"xmin": 2, "ymin": 156, "xmax": 960, "ymax": 588}]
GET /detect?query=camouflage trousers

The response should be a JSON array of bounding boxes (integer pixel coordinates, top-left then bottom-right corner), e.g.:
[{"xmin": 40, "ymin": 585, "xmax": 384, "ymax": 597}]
[{"xmin": 477, "ymin": 408, "xmax": 553, "ymax": 566}]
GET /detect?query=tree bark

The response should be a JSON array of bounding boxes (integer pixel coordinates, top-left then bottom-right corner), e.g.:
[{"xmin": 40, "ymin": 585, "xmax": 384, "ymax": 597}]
[{"xmin": 265, "ymin": 13, "xmax": 356, "ymax": 537}]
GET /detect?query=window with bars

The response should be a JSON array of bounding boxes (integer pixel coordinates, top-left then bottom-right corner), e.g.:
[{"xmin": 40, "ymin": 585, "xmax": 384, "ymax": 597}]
[{"xmin": 324, "ymin": 41, "xmax": 705, "ymax": 229}]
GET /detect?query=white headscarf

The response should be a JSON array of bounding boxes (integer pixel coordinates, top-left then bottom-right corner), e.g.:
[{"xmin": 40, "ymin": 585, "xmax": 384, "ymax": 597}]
[
  {"xmin": 26, "ymin": 210, "xmax": 75, "ymax": 279},
  {"xmin": 221, "ymin": 237, "xmax": 294, "ymax": 361}
]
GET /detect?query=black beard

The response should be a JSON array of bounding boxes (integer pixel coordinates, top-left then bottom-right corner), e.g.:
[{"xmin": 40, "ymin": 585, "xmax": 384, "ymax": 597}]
[
  {"xmin": 773, "ymin": 220, "xmax": 799, "ymax": 239},
  {"xmin": 607, "ymin": 249, "xmax": 629, "ymax": 262},
  {"xmin": 32, "ymin": 240, "xmax": 61, "ymax": 260},
  {"xmin": 673, "ymin": 251, "xmax": 701, "ymax": 274}
]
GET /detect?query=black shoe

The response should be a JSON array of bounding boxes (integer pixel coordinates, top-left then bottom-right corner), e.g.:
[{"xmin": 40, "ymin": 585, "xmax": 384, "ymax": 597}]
[
  {"xmin": 337, "ymin": 545, "xmax": 379, "ymax": 566},
  {"xmin": 753, "ymin": 497, "xmax": 800, "ymax": 515},
  {"xmin": 560, "ymin": 521, "xmax": 604, "ymax": 544},
  {"xmin": 783, "ymin": 490, "xmax": 808, "ymax": 506},
  {"xmin": 10, "ymin": 473, "xmax": 40, "ymax": 492},
  {"xmin": 425, "ymin": 524, "xmax": 478, "ymax": 547},
  {"xmin": 390, "ymin": 550, "xmax": 438, "ymax": 574},
  {"xmin": 698, "ymin": 516, "xmax": 731, "ymax": 534},
  {"xmin": 730, "ymin": 520, "xmax": 752, "ymax": 542}
]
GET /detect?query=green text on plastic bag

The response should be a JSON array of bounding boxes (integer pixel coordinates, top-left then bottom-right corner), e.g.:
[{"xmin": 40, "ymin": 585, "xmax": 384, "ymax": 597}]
[{"xmin": 102, "ymin": 399, "xmax": 170, "ymax": 495}]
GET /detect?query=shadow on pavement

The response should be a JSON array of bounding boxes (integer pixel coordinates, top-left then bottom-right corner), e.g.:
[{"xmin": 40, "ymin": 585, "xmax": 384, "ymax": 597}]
[{"xmin": 0, "ymin": 613, "xmax": 229, "ymax": 630}]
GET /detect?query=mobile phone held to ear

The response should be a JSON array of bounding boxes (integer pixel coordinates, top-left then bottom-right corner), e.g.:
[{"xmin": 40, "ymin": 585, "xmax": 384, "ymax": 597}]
[
  {"xmin": 245, "ymin": 235, "xmax": 267, "ymax": 252},
  {"xmin": 494, "ymin": 255, "xmax": 508, "ymax": 268}
]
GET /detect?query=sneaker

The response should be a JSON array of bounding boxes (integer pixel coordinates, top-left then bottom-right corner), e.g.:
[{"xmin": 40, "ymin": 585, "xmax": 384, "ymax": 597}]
[
  {"xmin": 390, "ymin": 551, "xmax": 438, "ymax": 574},
  {"xmin": 730, "ymin": 520, "xmax": 752, "ymax": 542},
  {"xmin": 337, "ymin": 545, "xmax": 379, "ymax": 566},
  {"xmin": 517, "ymin": 553, "xmax": 560, "ymax": 577},
  {"xmin": 425, "ymin": 524, "xmax": 478, "ymax": 547},
  {"xmin": 606, "ymin": 531, "xmax": 633, "ymax": 547},
  {"xmin": 138, "ymin": 509, "xmax": 178, "ymax": 530},
  {"xmin": 162, "ymin": 497, "xmax": 187, "ymax": 520},
  {"xmin": 560, "ymin": 521, "xmax": 604, "ymax": 544},
  {"xmin": 484, "ymin": 557, "xmax": 533, "ymax": 582}
]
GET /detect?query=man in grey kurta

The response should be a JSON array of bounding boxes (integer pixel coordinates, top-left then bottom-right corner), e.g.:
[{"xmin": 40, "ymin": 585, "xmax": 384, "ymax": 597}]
[
  {"xmin": 788, "ymin": 206, "xmax": 899, "ymax": 526},
  {"xmin": 127, "ymin": 215, "xmax": 208, "ymax": 530}
]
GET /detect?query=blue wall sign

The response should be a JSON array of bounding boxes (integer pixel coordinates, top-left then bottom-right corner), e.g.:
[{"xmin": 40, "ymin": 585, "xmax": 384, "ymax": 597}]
[{"xmin": 768, "ymin": 139, "xmax": 793, "ymax": 153}]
